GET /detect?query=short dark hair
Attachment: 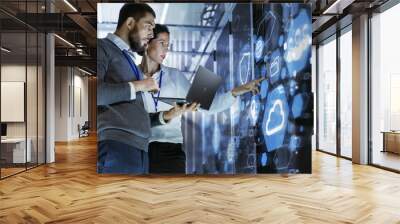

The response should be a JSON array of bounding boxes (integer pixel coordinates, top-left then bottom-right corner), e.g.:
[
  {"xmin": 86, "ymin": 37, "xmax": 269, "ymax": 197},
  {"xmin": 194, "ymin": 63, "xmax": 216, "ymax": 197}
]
[
  {"xmin": 148, "ymin": 24, "xmax": 170, "ymax": 43},
  {"xmin": 117, "ymin": 3, "xmax": 156, "ymax": 29}
]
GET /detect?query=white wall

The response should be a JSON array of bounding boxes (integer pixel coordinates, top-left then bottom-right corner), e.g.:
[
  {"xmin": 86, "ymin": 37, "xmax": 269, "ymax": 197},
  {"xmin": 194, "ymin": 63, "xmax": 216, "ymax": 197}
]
[
  {"xmin": 71, "ymin": 73, "xmax": 89, "ymax": 138},
  {"xmin": 54, "ymin": 67, "xmax": 89, "ymax": 141},
  {"xmin": 55, "ymin": 66, "xmax": 69, "ymax": 141},
  {"xmin": 1, "ymin": 65, "xmax": 26, "ymax": 143},
  {"xmin": 1, "ymin": 64, "xmax": 46, "ymax": 164},
  {"xmin": 1, "ymin": 65, "xmax": 39, "ymax": 138}
]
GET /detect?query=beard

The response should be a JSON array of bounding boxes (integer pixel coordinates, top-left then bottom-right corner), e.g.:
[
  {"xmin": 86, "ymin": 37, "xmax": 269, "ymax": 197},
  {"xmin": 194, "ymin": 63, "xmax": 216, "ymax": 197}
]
[{"xmin": 128, "ymin": 25, "xmax": 145, "ymax": 52}]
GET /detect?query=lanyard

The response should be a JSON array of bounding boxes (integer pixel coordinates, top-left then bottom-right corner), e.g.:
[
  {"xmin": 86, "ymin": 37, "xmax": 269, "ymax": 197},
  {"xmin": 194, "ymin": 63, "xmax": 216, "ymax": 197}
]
[
  {"xmin": 122, "ymin": 50, "xmax": 141, "ymax": 81},
  {"xmin": 151, "ymin": 70, "xmax": 163, "ymax": 112}
]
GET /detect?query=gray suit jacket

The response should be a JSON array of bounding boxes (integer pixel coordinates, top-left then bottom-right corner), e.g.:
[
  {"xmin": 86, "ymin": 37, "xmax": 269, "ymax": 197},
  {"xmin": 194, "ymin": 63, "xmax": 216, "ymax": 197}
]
[{"xmin": 97, "ymin": 38, "xmax": 162, "ymax": 151}]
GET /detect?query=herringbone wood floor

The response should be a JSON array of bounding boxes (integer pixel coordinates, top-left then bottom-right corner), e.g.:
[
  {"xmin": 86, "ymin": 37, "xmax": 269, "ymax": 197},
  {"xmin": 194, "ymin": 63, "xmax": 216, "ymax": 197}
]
[{"xmin": 1, "ymin": 136, "xmax": 400, "ymax": 224}]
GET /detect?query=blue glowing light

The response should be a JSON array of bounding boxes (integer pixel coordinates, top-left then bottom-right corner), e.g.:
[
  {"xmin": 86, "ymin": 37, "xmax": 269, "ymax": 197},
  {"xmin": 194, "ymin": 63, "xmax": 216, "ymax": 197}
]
[
  {"xmin": 250, "ymin": 95, "xmax": 261, "ymax": 126},
  {"xmin": 284, "ymin": 9, "xmax": 311, "ymax": 75},
  {"xmin": 260, "ymin": 79, "xmax": 269, "ymax": 99},
  {"xmin": 262, "ymin": 85, "xmax": 289, "ymax": 151},
  {"xmin": 292, "ymin": 93, "xmax": 304, "ymax": 119},
  {"xmin": 255, "ymin": 36, "xmax": 264, "ymax": 62},
  {"xmin": 261, "ymin": 153, "xmax": 268, "ymax": 166},
  {"xmin": 289, "ymin": 135, "xmax": 302, "ymax": 151},
  {"xmin": 269, "ymin": 49, "xmax": 282, "ymax": 85}
]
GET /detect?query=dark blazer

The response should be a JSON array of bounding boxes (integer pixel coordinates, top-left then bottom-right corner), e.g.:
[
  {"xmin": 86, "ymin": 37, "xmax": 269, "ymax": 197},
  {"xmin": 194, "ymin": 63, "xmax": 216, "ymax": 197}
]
[{"xmin": 97, "ymin": 38, "xmax": 162, "ymax": 151}]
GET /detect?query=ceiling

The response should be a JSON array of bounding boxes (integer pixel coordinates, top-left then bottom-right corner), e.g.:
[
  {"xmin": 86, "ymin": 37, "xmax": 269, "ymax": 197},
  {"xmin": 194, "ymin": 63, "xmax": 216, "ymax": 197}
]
[
  {"xmin": 311, "ymin": 0, "xmax": 390, "ymax": 43},
  {"xmin": 0, "ymin": 0, "xmax": 394, "ymax": 74}
]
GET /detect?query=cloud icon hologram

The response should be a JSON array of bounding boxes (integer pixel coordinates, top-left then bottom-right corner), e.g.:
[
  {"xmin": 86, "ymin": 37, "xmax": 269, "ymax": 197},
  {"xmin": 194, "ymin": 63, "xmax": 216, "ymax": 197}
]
[
  {"xmin": 262, "ymin": 85, "xmax": 289, "ymax": 152},
  {"xmin": 265, "ymin": 100, "xmax": 285, "ymax": 136},
  {"xmin": 284, "ymin": 9, "xmax": 311, "ymax": 75}
]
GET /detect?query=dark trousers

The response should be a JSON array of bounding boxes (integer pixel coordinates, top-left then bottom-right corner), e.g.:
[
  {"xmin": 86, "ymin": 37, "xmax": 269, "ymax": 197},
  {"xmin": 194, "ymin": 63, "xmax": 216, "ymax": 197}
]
[
  {"xmin": 97, "ymin": 140, "xmax": 148, "ymax": 174},
  {"xmin": 148, "ymin": 142, "xmax": 186, "ymax": 174}
]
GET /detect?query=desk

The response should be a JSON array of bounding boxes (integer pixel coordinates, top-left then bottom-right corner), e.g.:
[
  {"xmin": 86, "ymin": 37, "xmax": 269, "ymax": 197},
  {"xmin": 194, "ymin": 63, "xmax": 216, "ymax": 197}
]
[
  {"xmin": 382, "ymin": 131, "xmax": 400, "ymax": 154},
  {"xmin": 1, "ymin": 138, "xmax": 32, "ymax": 164}
]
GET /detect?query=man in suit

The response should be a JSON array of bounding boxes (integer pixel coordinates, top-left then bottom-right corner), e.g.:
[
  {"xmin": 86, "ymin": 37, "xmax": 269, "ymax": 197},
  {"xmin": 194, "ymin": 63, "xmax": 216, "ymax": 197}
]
[{"xmin": 97, "ymin": 3, "xmax": 164, "ymax": 174}]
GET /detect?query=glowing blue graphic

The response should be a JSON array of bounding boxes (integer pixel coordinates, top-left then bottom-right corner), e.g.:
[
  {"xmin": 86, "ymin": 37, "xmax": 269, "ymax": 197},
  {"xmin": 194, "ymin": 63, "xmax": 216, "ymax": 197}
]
[
  {"xmin": 270, "ymin": 57, "xmax": 280, "ymax": 77},
  {"xmin": 239, "ymin": 52, "xmax": 251, "ymax": 84},
  {"xmin": 269, "ymin": 49, "xmax": 281, "ymax": 84},
  {"xmin": 250, "ymin": 95, "xmax": 261, "ymax": 126},
  {"xmin": 184, "ymin": 3, "xmax": 312, "ymax": 174},
  {"xmin": 261, "ymin": 153, "xmax": 268, "ymax": 166},
  {"xmin": 287, "ymin": 122, "xmax": 296, "ymax": 134},
  {"xmin": 261, "ymin": 64, "xmax": 267, "ymax": 77},
  {"xmin": 280, "ymin": 66, "xmax": 288, "ymax": 80},
  {"xmin": 289, "ymin": 79, "xmax": 298, "ymax": 96},
  {"xmin": 289, "ymin": 135, "xmax": 302, "ymax": 151},
  {"xmin": 279, "ymin": 35, "xmax": 284, "ymax": 47},
  {"xmin": 284, "ymin": 9, "xmax": 311, "ymax": 75},
  {"xmin": 283, "ymin": 3, "xmax": 300, "ymax": 18},
  {"xmin": 262, "ymin": 85, "xmax": 289, "ymax": 152},
  {"xmin": 260, "ymin": 79, "xmax": 269, "ymax": 99},
  {"xmin": 265, "ymin": 101, "xmax": 285, "ymax": 135},
  {"xmin": 256, "ymin": 11, "xmax": 277, "ymax": 46},
  {"xmin": 263, "ymin": 55, "xmax": 268, "ymax": 63},
  {"xmin": 254, "ymin": 3, "xmax": 312, "ymax": 173},
  {"xmin": 292, "ymin": 93, "xmax": 304, "ymax": 118},
  {"xmin": 255, "ymin": 36, "xmax": 264, "ymax": 62}
]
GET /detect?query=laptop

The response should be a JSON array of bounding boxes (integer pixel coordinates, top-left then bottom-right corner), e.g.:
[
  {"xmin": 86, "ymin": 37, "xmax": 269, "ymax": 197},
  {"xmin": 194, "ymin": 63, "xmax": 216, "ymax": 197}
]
[{"xmin": 155, "ymin": 66, "xmax": 223, "ymax": 110}]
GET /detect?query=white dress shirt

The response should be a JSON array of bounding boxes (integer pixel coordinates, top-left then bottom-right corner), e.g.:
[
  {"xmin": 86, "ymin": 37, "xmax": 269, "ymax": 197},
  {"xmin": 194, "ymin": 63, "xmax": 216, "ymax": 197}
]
[{"xmin": 141, "ymin": 64, "xmax": 237, "ymax": 144}]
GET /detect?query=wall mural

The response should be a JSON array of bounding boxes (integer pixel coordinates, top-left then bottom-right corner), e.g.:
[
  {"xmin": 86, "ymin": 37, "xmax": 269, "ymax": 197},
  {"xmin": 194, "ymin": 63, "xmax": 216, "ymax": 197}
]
[{"xmin": 97, "ymin": 3, "xmax": 312, "ymax": 175}]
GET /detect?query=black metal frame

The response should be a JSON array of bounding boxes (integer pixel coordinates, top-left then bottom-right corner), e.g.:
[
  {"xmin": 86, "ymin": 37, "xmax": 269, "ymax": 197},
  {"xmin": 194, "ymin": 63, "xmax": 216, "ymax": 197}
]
[
  {"xmin": 336, "ymin": 19, "xmax": 341, "ymax": 158},
  {"xmin": 367, "ymin": 10, "xmax": 373, "ymax": 166},
  {"xmin": 315, "ymin": 44, "xmax": 319, "ymax": 151},
  {"xmin": 0, "ymin": 0, "xmax": 47, "ymax": 180},
  {"xmin": 0, "ymin": 15, "xmax": 2, "ymax": 179},
  {"xmin": 315, "ymin": 23, "xmax": 353, "ymax": 162},
  {"xmin": 315, "ymin": 32, "xmax": 337, "ymax": 156}
]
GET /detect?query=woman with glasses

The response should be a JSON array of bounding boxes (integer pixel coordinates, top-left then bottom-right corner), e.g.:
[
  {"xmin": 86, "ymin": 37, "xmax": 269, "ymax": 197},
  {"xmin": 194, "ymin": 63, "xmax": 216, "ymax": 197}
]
[{"xmin": 139, "ymin": 24, "xmax": 263, "ymax": 174}]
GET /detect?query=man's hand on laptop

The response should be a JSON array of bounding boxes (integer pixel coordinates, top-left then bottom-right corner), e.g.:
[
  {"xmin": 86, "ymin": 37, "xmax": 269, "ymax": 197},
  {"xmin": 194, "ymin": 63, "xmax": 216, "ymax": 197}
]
[
  {"xmin": 231, "ymin": 77, "xmax": 265, "ymax": 97},
  {"xmin": 163, "ymin": 102, "xmax": 200, "ymax": 122},
  {"xmin": 132, "ymin": 78, "xmax": 160, "ymax": 93}
]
